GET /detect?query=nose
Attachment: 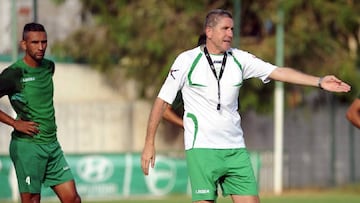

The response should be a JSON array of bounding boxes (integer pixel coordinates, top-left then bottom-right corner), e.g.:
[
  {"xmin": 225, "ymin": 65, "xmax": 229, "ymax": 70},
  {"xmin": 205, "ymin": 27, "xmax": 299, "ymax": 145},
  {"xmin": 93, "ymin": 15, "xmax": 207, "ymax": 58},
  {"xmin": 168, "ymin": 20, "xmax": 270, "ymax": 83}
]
[
  {"xmin": 227, "ymin": 28, "xmax": 233, "ymax": 38},
  {"xmin": 39, "ymin": 42, "xmax": 47, "ymax": 50}
]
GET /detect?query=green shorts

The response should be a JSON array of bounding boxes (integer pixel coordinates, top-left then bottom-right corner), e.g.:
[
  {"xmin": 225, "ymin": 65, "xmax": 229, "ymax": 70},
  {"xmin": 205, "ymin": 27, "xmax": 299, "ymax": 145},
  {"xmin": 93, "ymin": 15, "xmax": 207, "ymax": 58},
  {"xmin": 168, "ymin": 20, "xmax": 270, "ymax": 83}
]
[
  {"xmin": 186, "ymin": 148, "xmax": 258, "ymax": 201},
  {"xmin": 9, "ymin": 139, "xmax": 74, "ymax": 193}
]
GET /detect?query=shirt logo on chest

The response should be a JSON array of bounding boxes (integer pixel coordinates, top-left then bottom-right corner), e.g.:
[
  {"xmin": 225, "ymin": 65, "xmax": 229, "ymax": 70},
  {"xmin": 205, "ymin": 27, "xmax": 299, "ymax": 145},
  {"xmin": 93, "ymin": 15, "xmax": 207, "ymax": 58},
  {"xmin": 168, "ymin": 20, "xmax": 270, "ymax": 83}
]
[
  {"xmin": 22, "ymin": 77, "xmax": 35, "ymax": 82},
  {"xmin": 170, "ymin": 69, "xmax": 179, "ymax": 79}
]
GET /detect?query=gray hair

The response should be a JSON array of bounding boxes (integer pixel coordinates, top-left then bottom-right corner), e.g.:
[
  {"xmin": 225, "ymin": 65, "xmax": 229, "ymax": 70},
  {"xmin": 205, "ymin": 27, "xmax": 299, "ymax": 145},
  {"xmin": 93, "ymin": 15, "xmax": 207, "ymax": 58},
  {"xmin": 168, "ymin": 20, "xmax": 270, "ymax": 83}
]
[{"xmin": 204, "ymin": 9, "xmax": 232, "ymax": 29}]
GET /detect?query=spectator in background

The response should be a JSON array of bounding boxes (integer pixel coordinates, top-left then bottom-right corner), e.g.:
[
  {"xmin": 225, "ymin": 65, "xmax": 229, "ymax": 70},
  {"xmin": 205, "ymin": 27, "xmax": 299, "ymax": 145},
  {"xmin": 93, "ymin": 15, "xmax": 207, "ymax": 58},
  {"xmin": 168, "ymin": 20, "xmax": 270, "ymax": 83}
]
[
  {"xmin": 346, "ymin": 96, "xmax": 360, "ymax": 128},
  {"xmin": 0, "ymin": 23, "xmax": 81, "ymax": 203}
]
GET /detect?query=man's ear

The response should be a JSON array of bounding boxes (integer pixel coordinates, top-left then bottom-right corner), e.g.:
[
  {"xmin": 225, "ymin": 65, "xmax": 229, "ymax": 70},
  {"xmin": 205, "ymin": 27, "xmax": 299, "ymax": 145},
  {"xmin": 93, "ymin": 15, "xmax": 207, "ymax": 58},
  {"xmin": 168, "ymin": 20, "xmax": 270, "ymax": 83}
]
[
  {"xmin": 205, "ymin": 27, "xmax": 212, "ymax": 39},
  {"xmin": 20, "ymin": 40, "xmax": 26, "ymax": 51}
]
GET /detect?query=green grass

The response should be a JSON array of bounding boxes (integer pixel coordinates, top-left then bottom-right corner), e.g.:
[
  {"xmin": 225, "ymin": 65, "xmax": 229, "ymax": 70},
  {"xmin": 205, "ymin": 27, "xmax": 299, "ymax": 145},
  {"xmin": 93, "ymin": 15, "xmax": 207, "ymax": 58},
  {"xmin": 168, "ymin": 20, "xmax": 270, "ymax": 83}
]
[
  {"xmin": 259, "ymin": 184, "xmax": 360, "ymax": 203},
  {"xmin": 84, "ymin": 192, "xmax": 360, "ymax": 203},
  {"xmin": 55, "ymin": 192, "xmax": 360, "ymax": 203},
  {"xmin": 72, "ymin": 192, "xmax": 360, "ymax": 203},
  {"xmin": 87, "ymin": 184, "xmax": 360, "ymax": 203},
  {"xmin": 261, "ymin": 193, "xmax": 360, "ymax": 203},
  {"xmin": 3, "ymin": 184, "xmax": 360, "ymax": 203}
]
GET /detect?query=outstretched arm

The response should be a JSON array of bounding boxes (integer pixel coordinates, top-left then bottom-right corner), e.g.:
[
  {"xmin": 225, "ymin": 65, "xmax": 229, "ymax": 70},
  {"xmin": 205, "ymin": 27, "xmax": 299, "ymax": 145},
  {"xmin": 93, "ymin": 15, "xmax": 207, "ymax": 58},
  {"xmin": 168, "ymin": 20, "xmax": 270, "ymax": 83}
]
[
  {"xmin": 141, "ymin": 97, "xmax": 169, "ymax": 175},
  {"xmin": 346, "ymin": 98, "xmax": 360, "ymax": 129},
  {"xmin": 269, "ymin": 67, "xmax": 351, "ymax": 92}
]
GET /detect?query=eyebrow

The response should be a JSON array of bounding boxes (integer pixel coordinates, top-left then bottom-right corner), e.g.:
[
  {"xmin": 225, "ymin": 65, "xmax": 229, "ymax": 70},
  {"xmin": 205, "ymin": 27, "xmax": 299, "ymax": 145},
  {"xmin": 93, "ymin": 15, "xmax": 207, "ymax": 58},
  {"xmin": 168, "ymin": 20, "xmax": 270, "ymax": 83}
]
[{"xmin": 30, "ymin": 40, "xmax": 47, "ymax": 43}]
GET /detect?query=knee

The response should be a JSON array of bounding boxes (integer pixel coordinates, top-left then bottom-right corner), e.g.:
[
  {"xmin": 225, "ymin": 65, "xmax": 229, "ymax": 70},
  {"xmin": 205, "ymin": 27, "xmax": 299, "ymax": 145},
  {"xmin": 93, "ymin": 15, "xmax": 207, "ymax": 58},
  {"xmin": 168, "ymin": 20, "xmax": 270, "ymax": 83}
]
[
  {"xmin": 70, "ymin": 193, "xmax": 81, "ymax": 203},
  {"xmin": 61, "ymin": 193, "xmax": 81, "ymax": 203},
  {"xmin": 20, "ymin": 193, "xmax": 41, "ymax": 203},
  {"xmin": 73, "ymin": 194, "xmax": 81, "ymax": 203}
]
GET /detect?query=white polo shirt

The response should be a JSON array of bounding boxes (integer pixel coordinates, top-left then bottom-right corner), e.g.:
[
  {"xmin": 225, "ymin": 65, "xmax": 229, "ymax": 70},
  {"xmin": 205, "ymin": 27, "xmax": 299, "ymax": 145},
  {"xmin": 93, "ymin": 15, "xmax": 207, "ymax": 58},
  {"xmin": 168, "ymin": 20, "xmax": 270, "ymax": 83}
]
[{"xmin": 158, "ymin": 46, "xmax": 277, "ymax": 150}]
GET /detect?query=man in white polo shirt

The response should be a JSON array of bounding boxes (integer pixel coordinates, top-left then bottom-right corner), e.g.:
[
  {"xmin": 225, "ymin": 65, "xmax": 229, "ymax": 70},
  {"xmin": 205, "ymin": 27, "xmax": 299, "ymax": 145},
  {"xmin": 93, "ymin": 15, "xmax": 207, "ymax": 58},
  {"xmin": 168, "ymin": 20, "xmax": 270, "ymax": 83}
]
[{"xmin": 141, "ymin": 9, "xmax": 351, "ymax": 203}]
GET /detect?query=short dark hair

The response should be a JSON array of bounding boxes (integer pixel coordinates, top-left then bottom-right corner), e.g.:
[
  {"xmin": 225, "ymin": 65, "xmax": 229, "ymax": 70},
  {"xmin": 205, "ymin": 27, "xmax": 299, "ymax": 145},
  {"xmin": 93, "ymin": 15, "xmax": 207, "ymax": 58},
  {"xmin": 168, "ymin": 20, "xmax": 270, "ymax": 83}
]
[
  {"xmin": 22, "ymin": 22, "xmax": 46, "ymax": 40},
  {"xmin": 204, "ymin": 9, "xmax": 232, "ymax": 29}
]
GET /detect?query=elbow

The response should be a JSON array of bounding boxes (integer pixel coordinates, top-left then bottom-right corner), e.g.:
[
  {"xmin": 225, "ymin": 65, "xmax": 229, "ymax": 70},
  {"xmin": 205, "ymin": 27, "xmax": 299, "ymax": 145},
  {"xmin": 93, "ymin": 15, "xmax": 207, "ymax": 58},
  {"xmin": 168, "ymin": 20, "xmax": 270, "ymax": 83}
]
[
  {"xmin": 162, "ymin": 113, "xmax": 170, "ymax": 121},
  {"xmin": 346, "ymin": 110, "xmax": 351, "ymax": 121},
  {"xmin": 346, "ymin": 110, "xmax": 360, "ymax": 129},
  {"xmin": 346, "ymin": 110, "xmax": 354, "ymax": 122}
]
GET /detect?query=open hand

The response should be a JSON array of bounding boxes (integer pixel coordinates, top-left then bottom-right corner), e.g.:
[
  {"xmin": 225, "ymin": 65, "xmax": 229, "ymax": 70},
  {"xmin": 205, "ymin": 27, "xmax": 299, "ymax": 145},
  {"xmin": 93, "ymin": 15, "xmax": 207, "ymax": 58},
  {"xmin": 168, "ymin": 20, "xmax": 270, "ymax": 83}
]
[{"xmin": 320, "ymin": 75, "xmax": 351, "ymax": 92}]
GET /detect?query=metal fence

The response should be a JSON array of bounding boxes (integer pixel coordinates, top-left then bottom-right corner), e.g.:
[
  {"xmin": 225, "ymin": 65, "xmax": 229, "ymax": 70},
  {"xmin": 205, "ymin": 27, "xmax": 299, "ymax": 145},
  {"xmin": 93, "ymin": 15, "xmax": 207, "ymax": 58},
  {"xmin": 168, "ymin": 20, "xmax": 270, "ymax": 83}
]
[{"xmin": 1, "ymin": 96, "xmax": 360, "ymax": 193}]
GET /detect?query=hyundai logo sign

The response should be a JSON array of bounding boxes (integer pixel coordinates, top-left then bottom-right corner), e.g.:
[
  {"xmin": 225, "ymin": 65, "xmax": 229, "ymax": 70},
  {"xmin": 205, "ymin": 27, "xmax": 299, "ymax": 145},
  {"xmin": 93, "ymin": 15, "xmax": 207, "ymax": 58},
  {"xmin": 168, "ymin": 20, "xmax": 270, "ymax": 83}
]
[{"xmin": 76, "ymin": 155, "xmax": 114, "ymax": 183}]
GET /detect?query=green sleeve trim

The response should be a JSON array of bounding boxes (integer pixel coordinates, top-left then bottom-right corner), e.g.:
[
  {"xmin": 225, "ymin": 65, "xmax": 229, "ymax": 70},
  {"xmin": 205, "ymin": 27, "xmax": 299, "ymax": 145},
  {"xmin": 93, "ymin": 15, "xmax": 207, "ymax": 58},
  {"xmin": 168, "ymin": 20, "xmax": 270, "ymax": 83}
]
[
  {"xmin": 231, "ymin": 55, "xmax": 243, "ymax": 87},
  {"xmin": 186, "ymin": 112, "xmax": 198, "ymax": 148},
  {"xmin": 188, "ymin": 53, "xmax": 206, "ymax": 87}
]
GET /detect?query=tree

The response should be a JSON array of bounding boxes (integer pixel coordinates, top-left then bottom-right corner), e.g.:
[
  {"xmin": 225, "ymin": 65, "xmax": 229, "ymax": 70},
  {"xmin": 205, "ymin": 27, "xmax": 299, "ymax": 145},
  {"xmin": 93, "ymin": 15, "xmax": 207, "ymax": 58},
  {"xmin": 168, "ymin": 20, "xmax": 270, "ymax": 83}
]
[
  {"xmin": 51, "ymin": 0, "xmax": 360, "ymax": 112},
  {"xmin": 237, "ymin": 0, "xmax": 360, "ymax": 112},
  {"xmin": 52, "ymin": 0, "xmax": 217, "ymax": 98}
]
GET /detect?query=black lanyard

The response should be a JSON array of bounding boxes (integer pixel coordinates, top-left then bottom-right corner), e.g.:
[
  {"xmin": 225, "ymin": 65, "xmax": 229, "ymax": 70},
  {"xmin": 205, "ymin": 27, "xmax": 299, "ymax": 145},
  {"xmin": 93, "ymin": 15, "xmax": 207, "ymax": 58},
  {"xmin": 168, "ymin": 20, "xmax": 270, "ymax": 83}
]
[{"xmin": 204, "ymin": 47, "xmax": 227, "ymax": 111}]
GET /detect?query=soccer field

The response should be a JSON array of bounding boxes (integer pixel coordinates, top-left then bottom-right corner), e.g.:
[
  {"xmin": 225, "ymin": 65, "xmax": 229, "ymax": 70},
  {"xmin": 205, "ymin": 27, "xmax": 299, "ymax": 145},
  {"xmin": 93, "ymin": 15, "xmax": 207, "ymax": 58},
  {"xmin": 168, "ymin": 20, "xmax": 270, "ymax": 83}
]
[
  {"xmin": 3, "ymin": 185, "xmax": 360, "ymax": 203},
  {"xmin": 45, "ymin": 192, "xmax": 357, "ymax": 203},
  {"xmin": 35, "ymin": 191, "xmax": 360, "ymax": 203},
  {"xmin": 2, "ymin": 194, "xmax": 360, "ymax": 203},
  {"xmin": 82, "ymin": 192, "xmax": 360, "ymax": 203}
]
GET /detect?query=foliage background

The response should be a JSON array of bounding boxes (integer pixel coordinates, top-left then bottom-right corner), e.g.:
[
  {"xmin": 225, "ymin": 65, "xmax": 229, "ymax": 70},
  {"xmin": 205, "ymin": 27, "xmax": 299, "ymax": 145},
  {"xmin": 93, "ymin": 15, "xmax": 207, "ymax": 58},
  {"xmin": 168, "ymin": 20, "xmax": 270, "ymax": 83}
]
[{"xmin": 51, "ymin": 0, "xmax": 360, "ymax": 113}]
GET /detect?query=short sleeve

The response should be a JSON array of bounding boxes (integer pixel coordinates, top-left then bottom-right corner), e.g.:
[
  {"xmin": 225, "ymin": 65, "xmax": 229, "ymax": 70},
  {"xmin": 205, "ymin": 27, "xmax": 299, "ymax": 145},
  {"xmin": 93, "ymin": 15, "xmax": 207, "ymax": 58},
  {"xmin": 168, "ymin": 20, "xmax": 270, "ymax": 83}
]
[{"xmin": 0, "ymin": 68, "xmax": 22, "ymax": 97}]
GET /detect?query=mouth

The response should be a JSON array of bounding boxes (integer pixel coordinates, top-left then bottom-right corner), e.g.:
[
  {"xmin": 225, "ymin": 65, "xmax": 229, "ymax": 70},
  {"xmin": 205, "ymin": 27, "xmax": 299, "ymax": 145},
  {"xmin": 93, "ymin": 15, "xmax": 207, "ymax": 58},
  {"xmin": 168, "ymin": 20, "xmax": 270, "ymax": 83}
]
[
  {"xmin": 223, "ymin": 41, "xmax": 232, "ymax": 47},
  {"xmin": 224, "ymin": 39, "xmax": 232, "ymax": 44},
  {"xmin": 36, "ymin": 52, "xmax": 45, "ymax": 57}
]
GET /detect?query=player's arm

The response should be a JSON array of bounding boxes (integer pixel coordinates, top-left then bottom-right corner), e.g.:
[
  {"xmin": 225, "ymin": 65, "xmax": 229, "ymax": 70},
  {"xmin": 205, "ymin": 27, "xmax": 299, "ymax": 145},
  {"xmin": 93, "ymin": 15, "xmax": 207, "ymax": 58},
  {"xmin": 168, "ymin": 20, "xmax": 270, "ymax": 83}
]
[
  {"xmin": 346, "ymin": 98, "xmax": 360, "ymax": 129},
  {"xmin": 269, "ymin": 67, "xmax": 351, "ymax": 92},
  {"xmin": 0, "ymin": 110, "xmax": 39, "ymax": 136},
  {"xmin": 141, "ymin": 97, "xmax": 169, "ymax": 175},
  {"xmin": 0, "ymin": 110, "xmax": 16, "ymax": 128},
  {"xmin": 0, "ymin": 72, "xmax": 39, "ymax": 136},
  {"xmin": 163, "ymin": 105, "xmax": 183, "ymax": 128}
]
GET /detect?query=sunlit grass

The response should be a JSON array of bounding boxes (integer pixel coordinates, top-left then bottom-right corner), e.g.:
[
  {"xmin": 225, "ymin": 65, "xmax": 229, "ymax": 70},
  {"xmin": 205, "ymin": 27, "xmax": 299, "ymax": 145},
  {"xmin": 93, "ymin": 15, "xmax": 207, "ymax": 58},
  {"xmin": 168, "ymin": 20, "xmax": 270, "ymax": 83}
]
[{"xmin": 3, "ymin": 183, "xmax": 360, "ymax": 203}]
